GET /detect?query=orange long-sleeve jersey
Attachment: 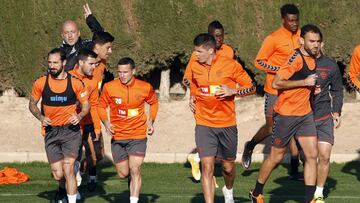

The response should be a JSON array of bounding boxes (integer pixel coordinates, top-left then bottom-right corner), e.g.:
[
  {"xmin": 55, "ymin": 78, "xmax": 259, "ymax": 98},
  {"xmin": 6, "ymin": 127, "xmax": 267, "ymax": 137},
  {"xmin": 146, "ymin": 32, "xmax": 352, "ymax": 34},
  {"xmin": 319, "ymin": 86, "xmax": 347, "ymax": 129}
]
[
  {"xmin": 69, "ymin": 68, "xmax": 101, "ymax": 134},
  {"xmin": 185, "ymin": 55, "xmax": 256, "ymax": 128},
  {"xmin": 184, "ymin": 43, "xmax": 235, "ymax": 95},
  {"xmin": 348, "ymin": 44, "xmax": 360, "ymax": 91},
  {"xmin": 98, "ymin": 78, "xmax": 158, "ymax": 140},
  {"xmin": 31, "ymin": 74, "xmax": 88, "ymax": 126},
  {"xmin": 255, "ymin": 26, "xmax": 300, "ymax": 95},
  {"xmin": 274, "ymin": 50, "xmax": 316, "ymax": 116},
  {"xmin": 93, "ymin": 59, "xmax": 106, "ymax": 90}
]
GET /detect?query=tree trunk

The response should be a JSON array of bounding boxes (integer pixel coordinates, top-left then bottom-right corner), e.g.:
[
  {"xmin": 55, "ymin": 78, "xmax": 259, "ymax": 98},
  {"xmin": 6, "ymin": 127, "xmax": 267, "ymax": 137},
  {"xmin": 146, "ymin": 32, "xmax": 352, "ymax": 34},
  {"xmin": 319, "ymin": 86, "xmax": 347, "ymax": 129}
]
[{"xmin": 159, "ymin": 68, "xmax": 170, "ymax": 101}]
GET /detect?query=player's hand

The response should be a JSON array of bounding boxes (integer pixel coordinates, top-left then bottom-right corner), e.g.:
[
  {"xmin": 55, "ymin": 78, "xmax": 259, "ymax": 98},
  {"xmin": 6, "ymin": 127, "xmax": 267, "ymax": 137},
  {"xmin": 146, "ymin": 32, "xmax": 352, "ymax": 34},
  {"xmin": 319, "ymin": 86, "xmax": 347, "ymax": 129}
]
[
  {"xmin": 147, "ymin": 119, "xmax": 155, "ymax": 135},
  {"xmin": 314, "ymin": 85, "xmax": 321, "ymax": 95},
  {"xmin": 94, "ymin": 132, "xmax": 102, "ymax": 141},
  {"xmin": 41, "ymin": 116, "xmax": 52, "ymax": 127},
  {"xmin": 68, "ymin": 114, "xmax": 81, "ymax": 125},
  {"xmin": 83, "ymin": 3, "xmax": 92, "ymax": 19},
  {"xmin": 215, "ymin": 85, "xmax": 236, "ymax": 99},
  {"xmin": 182, "ymin": 78, "xmax": 190, "ymax": 88},
  {"xmin": 104, "ymin": 121, "xmax": 115, "ymax": 135},
  {"xmin": 332, "ymin": 112, "xmax": 341, "ymax": 129},
  {"xmin": 304, "ymin": 74, "xmax": 317, "ymax": 86},
  {"xmin": 189, "ymin": 96, "xmax": 196, "ymax": 113}
]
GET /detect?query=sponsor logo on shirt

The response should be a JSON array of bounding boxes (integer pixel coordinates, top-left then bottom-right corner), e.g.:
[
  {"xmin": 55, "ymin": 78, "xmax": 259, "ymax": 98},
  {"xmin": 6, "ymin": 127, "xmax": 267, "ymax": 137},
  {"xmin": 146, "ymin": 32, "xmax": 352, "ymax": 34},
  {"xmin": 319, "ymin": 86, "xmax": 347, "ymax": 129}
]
[
  {"xmin": 200, "ymin": 85, "xmax": 220, "ymax": 96},
  {"xmin": 50, "ymin": 95, "xmax": 68, "ymax": 103},
  {"xmin": 118, "ymin": 108, "xmax": 139, "ymax": 118}
]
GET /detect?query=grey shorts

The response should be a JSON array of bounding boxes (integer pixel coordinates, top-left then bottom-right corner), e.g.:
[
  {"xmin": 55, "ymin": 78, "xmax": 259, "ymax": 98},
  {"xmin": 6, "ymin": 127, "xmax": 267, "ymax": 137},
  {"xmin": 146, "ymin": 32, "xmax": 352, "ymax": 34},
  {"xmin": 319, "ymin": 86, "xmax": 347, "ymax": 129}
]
[
  {"xmin": 264, "ymin": 93, "xmax": 277, "ymax": 117},
  {"xmin": 195, "ymin": 125, "xmax": 238, "ymax": 162},
  {"xmin": 316, "ymin": 115, "xmax": 334, "ymax": 145},
  {"xmin": 44, "ymin": 124, "xmax": 82, "ymax": 164},
  {"xmin": 111, "ymin": 138, "xmax": 147, "ymax": 163},
  {"xmin": 271, "ymin": 112, "xmax": 317, "ymax": 148},
  {"xmin": 82, "ymin": 124, "xmax": 104, "ymax": 159}
]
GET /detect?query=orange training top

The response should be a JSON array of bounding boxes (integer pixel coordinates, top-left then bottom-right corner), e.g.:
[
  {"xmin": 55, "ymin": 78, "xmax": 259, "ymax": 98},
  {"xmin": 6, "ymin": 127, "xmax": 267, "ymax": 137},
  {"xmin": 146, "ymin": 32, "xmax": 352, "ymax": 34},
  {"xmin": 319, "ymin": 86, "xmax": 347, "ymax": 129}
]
[
  {"xmin": 274, "ymin": 50, "xmax": 316, "ymax": 116},
  {"xmin": 184, "ymin": 55, "xmax": 255, "ymax": 128},
  {"xmin": 98, "ymin": 78, "xmax": 158, "ymax": 140},
  {"xmin": 31, "ymin": 74, "xmax": 88, "ymax": 126},
  {"xmin": 185, "ymin": 43, "xmax": 235, "ymax": 95},
  {"xmin": 93, "ymin": 59, "xmax": 106, "ymax": 90},
  {"xmin": 348, "ymin": 44, "xmax": 360, "ymax": 90},
  {"xmin": 69, "ymin": 68, "xmax": 101, "ymax": 134},
  {"xmin": 254, "ymin": 26, "xmax": 300, "ymax": 95}
]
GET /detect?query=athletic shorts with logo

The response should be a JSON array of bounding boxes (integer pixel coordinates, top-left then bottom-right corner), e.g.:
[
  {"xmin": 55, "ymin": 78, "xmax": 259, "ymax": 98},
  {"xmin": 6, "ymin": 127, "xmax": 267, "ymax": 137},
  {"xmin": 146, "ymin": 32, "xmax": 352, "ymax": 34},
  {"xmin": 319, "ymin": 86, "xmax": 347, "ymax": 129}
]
[
  {"xmin": 195, "ymin": 125, "xmax": 238, "ymax": 161},
  {"xmin": 264, "ymin": 93, "xmax": 277, "ymax": 117},
  {"xmin": 82, "ymin": 124, "xmax": 104, "ymax": 159},
  {"xmin": 111, "ymin": 138, "xmax": 147, "ymax": 163},
  {"xmin": 271, "ymin": 112, "xmax": 317, "ymax": 148},
  {"xmin": 45, "ymin": 124, "xmax": 82, "ymax": 163},
  {"xmin": 316, "ymin": 115, "xmax": 334, "ymax": 145}
]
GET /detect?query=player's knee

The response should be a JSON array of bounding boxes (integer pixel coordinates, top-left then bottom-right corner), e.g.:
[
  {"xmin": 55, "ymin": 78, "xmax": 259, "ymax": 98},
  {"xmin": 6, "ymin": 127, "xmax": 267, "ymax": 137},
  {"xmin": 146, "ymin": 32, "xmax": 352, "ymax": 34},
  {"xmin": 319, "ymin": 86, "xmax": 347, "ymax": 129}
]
[
  {"xmin": 130, "ymin": 166, "xmax": 141, "ymax": 177},
  {"xmin": 202, "ymin": 163, "xmax": 214, "ymax": 176},
  {"xmin": 222, "ymin": 164, "xmax": 235, "ymax": 175},
  {"xmin": 269, "ymin": 152, "xmax": 284, "ymax": 164},
  {"xmin": 318, "ymin": 153, "xmax": 330, "ymax": 164},
  {"xmin": 52, "ymin": 170, "xmax": 64, "ymax": 181},
  {"xmin": 117, "ymin": 169, "xmax": 129, "ymax": 179}
]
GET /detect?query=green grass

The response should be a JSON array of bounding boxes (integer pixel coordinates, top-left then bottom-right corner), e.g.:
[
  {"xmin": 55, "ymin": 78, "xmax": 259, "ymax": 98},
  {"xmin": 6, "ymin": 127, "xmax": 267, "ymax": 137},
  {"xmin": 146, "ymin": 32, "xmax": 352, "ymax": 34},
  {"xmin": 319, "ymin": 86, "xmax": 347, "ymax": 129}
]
[{"xmin": 0, "ymin": 161, "xmax": 359, "ymax": 202}]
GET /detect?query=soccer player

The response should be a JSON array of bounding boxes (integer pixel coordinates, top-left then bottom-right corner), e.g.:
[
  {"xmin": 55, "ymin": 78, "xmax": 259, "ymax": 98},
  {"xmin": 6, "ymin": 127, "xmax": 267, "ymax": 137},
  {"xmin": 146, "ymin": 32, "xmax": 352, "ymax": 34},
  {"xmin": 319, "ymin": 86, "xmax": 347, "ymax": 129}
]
[
  {"xmin": 29, "ymin": 48, "xmax": 89, "ymax": 203},
  {"xmin": 184, "ymin": 20, "xmax": 235, "ymax": 182},
  {"xmin": 185, "ymin": 33, "xmax": 255, "ymax": 203},
  {"xmin": 68, "ymin": 48, "xmax": 102, "ymax": 192},
  {"xmin": 98, "ymin": 57, "xmax": 158, "ymax": 203},
  {"xmin": 249, "ymin": 24, "xmax": 322, "ymax": 203},
  {"xmin": 242, "ymin": 4, "xmax": 303, "ymax": 179},
  {"xmin": 313, "ymin": 45, "xmax": 344, "ymax": 202},
  {"xmin": 60, "ymin": 3, "xmax": 104, "ymax": 71},
  {"xmin": 348, "ymin": 44, "xmax": 360, "ymax": 91}
]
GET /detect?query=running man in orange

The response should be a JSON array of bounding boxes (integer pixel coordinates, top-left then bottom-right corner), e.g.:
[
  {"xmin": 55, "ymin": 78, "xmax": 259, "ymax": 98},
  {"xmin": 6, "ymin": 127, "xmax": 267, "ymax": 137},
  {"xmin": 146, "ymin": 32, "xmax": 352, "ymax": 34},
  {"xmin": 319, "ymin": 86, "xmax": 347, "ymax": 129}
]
[
  {"xmin": 242, "ymin": 4, "xmax": 303, "ymax": 179},
  {"xmin": 68, "ymin": 48, "xmax": 102, "ymax": 192},
  {"xmin": 91, "ymin": 31, "xmax": 115, "ymax": 91},
  {"xmin": 184, "ymin": 20, "xmax": 235, "ymax": 183},
  {"xmin": 98, "ymin": 57, "xmax": 158, "ymax": 203},
  {"xmin": 185, "ymin": 33, "xmax": 256, "ymax": 203},
  {"xmin": 29, "ymin": 48, "xmax": 89, "ymax": 203},
  {"xmin": 249, "ymin": 24, "xmax": 322, "ymax": 203},
  {"xmin": 347, "ymin": 44, "xmax": 360, "ymax": 91}
]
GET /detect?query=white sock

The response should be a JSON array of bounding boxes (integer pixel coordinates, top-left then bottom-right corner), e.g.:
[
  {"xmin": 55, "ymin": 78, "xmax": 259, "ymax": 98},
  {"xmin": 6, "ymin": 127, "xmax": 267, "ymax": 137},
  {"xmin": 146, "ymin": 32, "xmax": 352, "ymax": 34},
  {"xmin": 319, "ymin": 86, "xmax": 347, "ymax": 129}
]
[
  {"xmin": 130, "ymin": 196, "xmax": 139, "ymax": 203},
  {"xmin": 67, "ymin": 194, "xmax": 77, "ymax": 203},
  {"xmin": 222, "ymin": 185, "xmax": 233, "ymax": 196},
  {"xmin": 315, "ymin": 186, "xmax": 324, "ymax": 197},
  {"xmin": 194, "ymin": 152, "xmax": 200, "ymax": 163}
]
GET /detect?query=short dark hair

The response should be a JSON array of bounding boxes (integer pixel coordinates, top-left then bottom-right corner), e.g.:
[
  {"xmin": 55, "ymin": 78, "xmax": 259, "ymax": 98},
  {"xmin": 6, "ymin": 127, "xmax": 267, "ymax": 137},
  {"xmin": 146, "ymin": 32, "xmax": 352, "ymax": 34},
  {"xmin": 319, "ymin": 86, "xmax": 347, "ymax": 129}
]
[
  {"xmin": 208, "ymin": 20, "xmax": 224, "ymax": 32},
  {"xmin": 48, "ymin": 48, "xmax": 66, "ymax": 61},
  {"xmin": 193, "ymin": 33, "xmax": 216, "ymax": 49},
  {"xmin": 301, "ymin": 24, "xmax": 323, "ymax": 41},
  {"xmin": 280, "ymin": 4, "xmax": 299, "ymax": 18},
  {"xmin": 92, "ymin": 31, "xmax": 114, "ymax": 45},
  {"xmin": 77, "ymin": 48, "xmax": 98, "ymax": 62},
  {"xmin": 118, "ymin": 57, "xmax": 135, "ymax": 69}
]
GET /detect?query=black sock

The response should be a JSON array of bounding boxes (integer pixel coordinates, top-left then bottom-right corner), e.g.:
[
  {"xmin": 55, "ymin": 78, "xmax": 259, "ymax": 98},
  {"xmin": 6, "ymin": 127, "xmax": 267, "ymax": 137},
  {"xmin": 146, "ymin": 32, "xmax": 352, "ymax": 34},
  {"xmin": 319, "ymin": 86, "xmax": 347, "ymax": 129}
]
[
  {"xmin": 247, "ymin": 138, "xmax": 258, "ymax": 150},
  {"xmin": 89, "ymin": 166, "xmax": 97, "ymax": 176},
  {"xmin": 290, "ymin": 157, "xmax": 299, "ymax": 174},
  {"xmin": 58, "ymin": 187, "xmax": 66, "ymax": 195},
  {"xmin": 305, "ymin": 185, "xmax": 316, "ymax": 202},
  {"xmin": 253, "ymin": 181, "xmax": 264, "ymax": 196}
]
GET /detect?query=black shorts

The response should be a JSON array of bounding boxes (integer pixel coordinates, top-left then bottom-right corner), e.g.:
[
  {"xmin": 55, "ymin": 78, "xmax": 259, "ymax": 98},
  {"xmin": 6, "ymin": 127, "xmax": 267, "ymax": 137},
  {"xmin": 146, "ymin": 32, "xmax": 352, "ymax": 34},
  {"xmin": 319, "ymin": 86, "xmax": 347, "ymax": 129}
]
[
  {"xmin": 271, "ymin": 112, "xmax": 317, "ymax": 148},
  {"xmin": 195, "ymin": 125, "xmax": 238, "ymax": 162},
  {"xmin": 44, "ymin": 124, "xmax": 82, "ymax": 164},
  {"xmin": 82, "ymin": 124, "xmax": 104, "ymax": 160},
  {"xmin": 316, "ymin": 115, "xmax": 334, "ymax": 145},
  {"xmin": 264, "ymin": 93, "xmax": 277, "ymax": 117},
  {"xmin": 111, "ymin": 138, "xmax": 147, "ymax": 163}
]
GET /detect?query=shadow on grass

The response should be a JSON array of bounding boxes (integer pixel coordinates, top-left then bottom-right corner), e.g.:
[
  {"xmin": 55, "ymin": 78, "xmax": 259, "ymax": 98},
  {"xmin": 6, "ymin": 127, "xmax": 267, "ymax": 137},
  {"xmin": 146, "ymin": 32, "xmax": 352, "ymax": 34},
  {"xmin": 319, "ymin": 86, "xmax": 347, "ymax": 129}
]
[
  {"xmin": 190, "ymin": 192, "xmax": 249, "ymax": 203},
  {"xmin": 341, "ymin": 150, "xmax": 360, "ymax": 181}
]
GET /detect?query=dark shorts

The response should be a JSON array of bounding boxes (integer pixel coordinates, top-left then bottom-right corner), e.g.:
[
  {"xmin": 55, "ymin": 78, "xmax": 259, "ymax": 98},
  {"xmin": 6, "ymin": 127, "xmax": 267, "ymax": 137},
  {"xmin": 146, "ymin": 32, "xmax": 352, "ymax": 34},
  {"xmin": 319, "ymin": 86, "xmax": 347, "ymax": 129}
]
[
  {"xmin": 44, "ymin": 124, "xmax": 82, "ymax": 164},
  {"xmin": 316, "ymin": 115, "xmax": 334, "ymax": 145},
  {"xmin": 264, "ymin": 93, "xmax": 277, "ymax": 117},
  {"xmin": 82, "ymin": 124, "xmax": 104, "ymax": 160},
  {"xmin": 271, "ymin": 112, "xmax": 317, "ymax": 148},
  {"xmin": 111, "ymin": 138, "xmax": 147, "ymax": 163},
  {"xmin": 195, "ymin": 125, "xmax": 238, "ymax": 162}
]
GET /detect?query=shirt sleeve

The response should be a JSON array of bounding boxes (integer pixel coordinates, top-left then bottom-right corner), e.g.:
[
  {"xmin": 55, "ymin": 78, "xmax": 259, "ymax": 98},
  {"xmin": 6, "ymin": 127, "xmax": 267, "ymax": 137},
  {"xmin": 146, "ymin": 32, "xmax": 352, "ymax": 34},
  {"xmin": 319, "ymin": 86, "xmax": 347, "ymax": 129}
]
[
  {"xmin": 330, "ymin": 62, "xmax": 344, "ymax": 114},
  {"xmin": 348, "ymin": 45, "xmax": 360, "ymax": 92},
  {"xmin": 277, "ymin": 54, "xmax": 303, "ymax": 80},
  {"xmin": 145, "ymin": 84, "xmax": 159, "ymax": 122},
  {"xmin": 254, "ymin": 35, "xmax": 279, "ymax": 73},
  {"xmin": 232, "ymin": 62, "xmax": 256, "ymax": 96},
  {"xmin": 86, "ymin": 14, "xmax": 104, "ymax": 33},
  {"xmin": 183, "ymin": 53, "xmax": 197, "ymax": 96},
  {"xmin": 97, "ymin": 84, "xmax": 111, "ymax": 121},
  {"xmin": 30, "ymin": 78, "xmax": 44, "ymax": 100},
  {"xmin": 88, "ymin": 84, "xmax": 101, "ymax": 134},
  {"xmin": 73, "ymin": 79, "xmax": 88, "ymax": 104}
]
